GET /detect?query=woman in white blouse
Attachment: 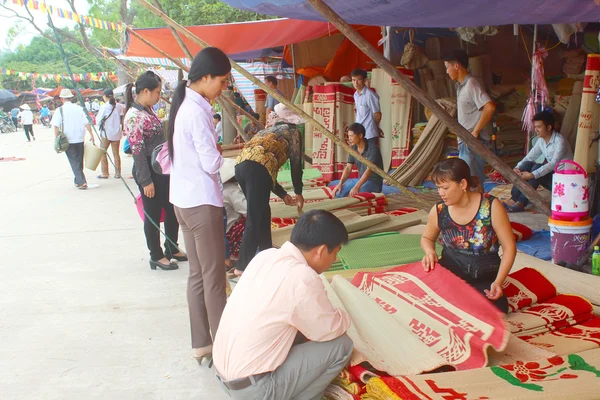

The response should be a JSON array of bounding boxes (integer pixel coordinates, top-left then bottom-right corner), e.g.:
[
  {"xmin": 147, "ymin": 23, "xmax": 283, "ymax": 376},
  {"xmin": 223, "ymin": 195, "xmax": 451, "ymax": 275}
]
[
  {"xmin": 167, "ymin": 47, "xmax": 231, "ymax": 366},
  {"xmin": 96, "ymin": 88, "xmax": 123, "ymax": 179}
]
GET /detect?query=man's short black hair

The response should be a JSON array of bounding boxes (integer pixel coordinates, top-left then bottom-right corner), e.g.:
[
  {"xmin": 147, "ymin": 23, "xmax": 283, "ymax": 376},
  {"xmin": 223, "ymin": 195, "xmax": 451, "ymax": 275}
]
[
  {"xmin": 533, "ymin": 111, "xmax": 555, "ymax": 131},
  {"xmin": 350, "ymin": 69, "xmax": 367, "ymax": 80},
  {"xmin": 291, "ymin": 210, "xmax": 348, "ymax": 252},
  {"xmin": 234, "ymin": 92, "xmax": 241, "ymax": 98},
  {"xmin": 265, "ymin": 75, "xmax": 278, "ymax": 86},
  {"xmin": 348, "ymin": 122, "xmax": 366, "ymax": 138},
  {"xmin": 213, "ymin": 114, "xmax": 221, "ymax": 121},
  {"xmin": 444, "ymin": 50, "xmax": 469, "ymax": 69}
]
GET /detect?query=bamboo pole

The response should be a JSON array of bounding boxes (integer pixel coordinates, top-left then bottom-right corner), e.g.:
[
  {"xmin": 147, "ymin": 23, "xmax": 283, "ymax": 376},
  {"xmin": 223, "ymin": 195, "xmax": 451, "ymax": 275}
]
[
  {"xmin": 127, "ymin": 28, "xmax": 189, "ymax": 71},
  {"xmin": 306, "ymin": 0, "xmax": 550, "ymax": 216},
  {"xmin": 103, "ymin": 49, "xmax": 171, "ymax": 104},
  {"xmin": 131, "ymin": 0, "xmax": 429, "ymax": 208},
  {"xmin": 127, "ymin": 27, "xmax": 251, "ymax": 142},
  {"xmin": 223, "ymin": 96, "xmax": 264, "ymax": 130},
  {"xmin": 151, "ymin": 0, "xmax": 194, "ymax": 60}
]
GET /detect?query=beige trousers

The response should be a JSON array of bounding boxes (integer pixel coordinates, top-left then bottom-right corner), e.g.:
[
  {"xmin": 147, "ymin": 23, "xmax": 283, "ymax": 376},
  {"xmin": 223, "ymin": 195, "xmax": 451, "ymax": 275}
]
[
  {"xmin": 174, "ymin": 205, "xmax": 227, "ymax": 349},
  {"xmin": 100, "ymin": 137, "xmax": 121, "ymax": 177}
]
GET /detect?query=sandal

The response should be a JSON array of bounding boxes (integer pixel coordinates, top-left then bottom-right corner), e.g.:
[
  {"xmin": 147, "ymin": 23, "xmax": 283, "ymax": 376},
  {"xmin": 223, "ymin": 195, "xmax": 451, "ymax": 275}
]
[
  {"xmin": 114, "ymin": 174, "xmax": 121, "ymax": 179},
  {"xmin": 78, "ymin": 184, "xmax": 88, "ymax": 190},
  {"xmin": 97, "ymin": 175, "xmax": 109, "ymax": 179}
]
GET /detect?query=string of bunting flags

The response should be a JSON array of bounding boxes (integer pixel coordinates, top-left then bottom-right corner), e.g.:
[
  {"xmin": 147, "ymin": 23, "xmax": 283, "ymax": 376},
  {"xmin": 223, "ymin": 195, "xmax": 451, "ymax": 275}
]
[
  {"xmin": 1, "ymin": 68, "xmax": 118, "ymax": 83},
  {"xmin": 2, "ymin": 0, "xmax": 121, "ymax": 31}
]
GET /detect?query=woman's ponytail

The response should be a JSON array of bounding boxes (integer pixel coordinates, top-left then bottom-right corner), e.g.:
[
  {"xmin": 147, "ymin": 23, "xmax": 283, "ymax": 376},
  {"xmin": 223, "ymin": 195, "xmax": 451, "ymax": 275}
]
[
  {"xmin": 167, "ymin": 79, "xmax": 188, "ymax": 162},
  {"xmin": 124, "ymin": 83, "xmax": 134, "ymax": 116}
]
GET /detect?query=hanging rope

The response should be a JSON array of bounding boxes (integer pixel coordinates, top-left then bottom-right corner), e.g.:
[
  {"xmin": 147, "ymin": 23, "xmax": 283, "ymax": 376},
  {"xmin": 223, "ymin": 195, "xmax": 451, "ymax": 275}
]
[{"xmin": 44, "ymin": 7, "xmax": 183, "ymax": 255}]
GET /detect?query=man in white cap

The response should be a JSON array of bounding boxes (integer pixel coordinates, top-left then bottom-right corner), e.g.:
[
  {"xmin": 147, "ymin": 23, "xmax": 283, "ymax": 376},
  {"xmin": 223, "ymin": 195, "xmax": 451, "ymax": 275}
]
[
  {"xmin": 51, "ymin": 89, "xmax": 95, "ymax": 190},
  {"xmin": 18, "ymin": 104, "xmax": 35, "ymax": 142}
]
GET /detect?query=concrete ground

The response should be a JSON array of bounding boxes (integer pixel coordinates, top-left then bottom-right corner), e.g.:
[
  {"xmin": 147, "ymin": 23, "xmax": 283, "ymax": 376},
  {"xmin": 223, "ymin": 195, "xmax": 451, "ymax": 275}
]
[{"xmin": 0, "ymin": 126, "xmax": 229, "ymax": 400}]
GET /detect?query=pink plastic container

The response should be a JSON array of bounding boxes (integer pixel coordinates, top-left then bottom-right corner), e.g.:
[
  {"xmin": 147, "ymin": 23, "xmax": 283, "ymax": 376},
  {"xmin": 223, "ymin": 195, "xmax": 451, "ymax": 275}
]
[{"xmin": 551, "ymin": 160, "xmax": 589, "ymax": 221}]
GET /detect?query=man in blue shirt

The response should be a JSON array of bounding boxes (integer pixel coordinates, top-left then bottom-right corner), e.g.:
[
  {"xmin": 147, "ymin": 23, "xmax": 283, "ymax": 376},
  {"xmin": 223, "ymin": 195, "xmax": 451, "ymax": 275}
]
[
  {"xmin": 334, "ymin": 123, "xmax": 383, "ymax": 197},
  {"xmin": 351, "ymin": 69, "xmax": 382, "ymax": 147},
  {"xmin": 504, "ymin": 112, "xmax": 573, "ymax": 212},
  {"xmin": 11, "ymin": 106, "xmax": 19, "ymax": 128},
  {"xmin": 265, "ymin": 75, "xmax": 284, "ymax": 117}
]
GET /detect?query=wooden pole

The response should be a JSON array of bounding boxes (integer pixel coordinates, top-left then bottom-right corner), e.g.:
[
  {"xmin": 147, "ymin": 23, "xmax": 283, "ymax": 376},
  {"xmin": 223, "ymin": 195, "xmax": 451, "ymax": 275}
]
[
  {"xmin": 305, "ymin": 0, "xmax": 550, "ymax": 216},
  {"xmin": 131, "ymin": 0, "xmax": 429, "ymax": 207},
  {"xmin": 151, "ymin": 0, "xmax": 194, "ymax": 60}
]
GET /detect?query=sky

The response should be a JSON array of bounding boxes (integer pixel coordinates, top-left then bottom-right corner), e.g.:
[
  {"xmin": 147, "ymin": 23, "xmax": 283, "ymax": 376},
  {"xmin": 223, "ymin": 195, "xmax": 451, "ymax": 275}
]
[{"xmin": 0, "ymin": 0, "xmax": 91, "ymax": 51}]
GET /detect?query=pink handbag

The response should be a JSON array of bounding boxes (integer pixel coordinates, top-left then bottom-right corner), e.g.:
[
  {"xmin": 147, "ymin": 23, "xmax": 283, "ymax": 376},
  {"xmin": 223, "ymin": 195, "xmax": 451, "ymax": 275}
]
[{"xmin": 151, "ymin": 143, "xmax": 171, "ymax": 175}]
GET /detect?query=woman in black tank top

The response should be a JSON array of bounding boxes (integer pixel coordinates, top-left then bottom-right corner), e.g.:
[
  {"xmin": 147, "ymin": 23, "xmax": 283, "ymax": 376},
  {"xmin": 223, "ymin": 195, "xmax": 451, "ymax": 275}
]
[{"xmin": 420, "ymin": 159, "xmax": 517, "ymax": 313}]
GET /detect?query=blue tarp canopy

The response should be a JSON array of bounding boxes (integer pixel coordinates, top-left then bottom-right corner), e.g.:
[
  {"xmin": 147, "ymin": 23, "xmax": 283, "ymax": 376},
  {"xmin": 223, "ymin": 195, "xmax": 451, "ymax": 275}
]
[{"xmin": 218, "ymin": 0, "xmax": 600, "ymax": 27}]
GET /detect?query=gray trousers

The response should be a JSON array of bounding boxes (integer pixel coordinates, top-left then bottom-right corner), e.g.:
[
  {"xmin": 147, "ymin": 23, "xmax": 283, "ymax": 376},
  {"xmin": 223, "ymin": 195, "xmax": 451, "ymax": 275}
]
[
  {"xmin": 218, "ymin": 334, "xmax": 353, "ymax": 400},
  {"xmin": 65, "ymin": 142, "xmax": 86, "ymax": 186},
  {"xmin": 174, "ymin": 205, "xmax": 226, "ymax": 349}
]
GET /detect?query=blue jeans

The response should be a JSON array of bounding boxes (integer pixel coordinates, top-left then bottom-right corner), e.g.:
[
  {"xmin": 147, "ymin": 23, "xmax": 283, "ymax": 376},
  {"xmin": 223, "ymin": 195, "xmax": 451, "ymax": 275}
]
[
  {"xmin": 510, "ymin": 162, "xmax": 552, "ymax": 207},
  {"xmin": 335, "ymin": 178, "xmax": 382, "ymax": 198},
  {"xmin": 458, "ymin": 138, "xmax": 490, "ymax": 187}
]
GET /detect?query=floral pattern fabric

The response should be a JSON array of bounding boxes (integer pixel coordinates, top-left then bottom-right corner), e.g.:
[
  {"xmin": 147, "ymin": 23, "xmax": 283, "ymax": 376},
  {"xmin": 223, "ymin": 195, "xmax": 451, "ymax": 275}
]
[
  {"xmin": 437, "ymin": 193, "xmax": 499, "ymax": 256},
  {"xmin": 123, "ymin": 103, "xmax": 165, "ymax": 187}
]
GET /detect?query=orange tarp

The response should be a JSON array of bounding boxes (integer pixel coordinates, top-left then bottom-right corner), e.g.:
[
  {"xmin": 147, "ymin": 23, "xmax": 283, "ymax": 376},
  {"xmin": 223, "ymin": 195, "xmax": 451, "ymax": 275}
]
[{"xmin": 126, "ymin": 18, "xmax": 340, "ymax": 59}]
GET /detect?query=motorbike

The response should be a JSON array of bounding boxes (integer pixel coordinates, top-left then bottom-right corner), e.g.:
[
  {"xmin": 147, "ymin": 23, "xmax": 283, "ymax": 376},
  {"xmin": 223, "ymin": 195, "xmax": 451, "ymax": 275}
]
[
  {"xmin": 0, "ymin": 116, "xmax": 16, "ymax": 133},
  {"xmin": 41, "ymin": 116, "xmax": 51, "ymax": 128}
]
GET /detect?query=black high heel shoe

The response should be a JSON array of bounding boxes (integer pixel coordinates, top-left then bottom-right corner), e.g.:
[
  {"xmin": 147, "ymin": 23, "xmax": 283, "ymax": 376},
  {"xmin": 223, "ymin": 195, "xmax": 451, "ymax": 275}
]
[
  {"xmin": 149, "ymin": 259, "xmax": 179, "ymax": 270},
  {"xmin": 165, "ymin": 249, "xmax": 188, "ymax": 262}
]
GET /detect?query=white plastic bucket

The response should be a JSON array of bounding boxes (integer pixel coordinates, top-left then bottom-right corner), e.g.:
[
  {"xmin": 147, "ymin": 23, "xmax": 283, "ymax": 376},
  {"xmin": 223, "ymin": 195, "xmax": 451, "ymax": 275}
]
[
  {"xmin": 84, "ymin": 141, "xmax": 105, "ymax": 171},
  {"xmin": 548, "ymin": 217, "xmax": 592, "ymax": 265},
  {"xmin": 551, "ymin": 160, "xmax": 589, "ymax": 220}
]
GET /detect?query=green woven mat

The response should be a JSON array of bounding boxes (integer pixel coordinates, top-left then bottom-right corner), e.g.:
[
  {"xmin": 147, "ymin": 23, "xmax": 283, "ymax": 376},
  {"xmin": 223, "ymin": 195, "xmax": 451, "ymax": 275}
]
[
  {"xmin": 277, "ymin": 167, "xmax": 323, "ymax": 182},
  {"xmin": 337, "ymin": 232, "xmax": 442, "ymax": 270}
]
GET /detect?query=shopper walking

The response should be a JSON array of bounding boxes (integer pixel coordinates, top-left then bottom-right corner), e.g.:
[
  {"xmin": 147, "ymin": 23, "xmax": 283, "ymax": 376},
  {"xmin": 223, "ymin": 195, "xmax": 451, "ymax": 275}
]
[
  {"xmin": 96, "ymin": 89, "xmax": 123, "ymax": 179},
  {"xmin": 50, "ymin": 89, "xmax": 94, "ymax": 189},
  {"xmin": 19, "ymin": 104, "xmax": 35, "ymax": 141}
]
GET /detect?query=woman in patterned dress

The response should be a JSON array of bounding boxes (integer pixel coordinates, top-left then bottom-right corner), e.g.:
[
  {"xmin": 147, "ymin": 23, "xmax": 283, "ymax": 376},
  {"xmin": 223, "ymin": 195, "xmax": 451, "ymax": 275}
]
[
  {"xmin": 420, "ymin": 158, "xmax": 516, "ymax": 312},
  {"xmin": 123, "ymin": 71, "xmax": 187, "ymax": 271}
]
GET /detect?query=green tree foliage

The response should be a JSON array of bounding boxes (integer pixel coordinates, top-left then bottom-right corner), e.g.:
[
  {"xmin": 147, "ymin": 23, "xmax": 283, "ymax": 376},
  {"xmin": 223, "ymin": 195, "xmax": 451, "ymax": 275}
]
[
  {"xmin": 0, "ymin": 0, "xmax": 273, "ymax": 91},
  {"xmin": 131, "ymin": 0, "xmax": 272, "ymax": 28},
  {"xmin": 0, "ymin": 34, "xmax": 117, "ymax": 91}
]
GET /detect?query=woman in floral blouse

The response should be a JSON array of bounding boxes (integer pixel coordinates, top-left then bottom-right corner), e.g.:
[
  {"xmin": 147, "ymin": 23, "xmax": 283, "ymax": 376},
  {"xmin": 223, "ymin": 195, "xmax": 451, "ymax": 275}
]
[
  {"xmin": 123, "ymin": 71, "xmax": 187, "ymax": 271},
  {"xmin": 420, "ymin": 158, "xmax": 516, "ymax": 312}
]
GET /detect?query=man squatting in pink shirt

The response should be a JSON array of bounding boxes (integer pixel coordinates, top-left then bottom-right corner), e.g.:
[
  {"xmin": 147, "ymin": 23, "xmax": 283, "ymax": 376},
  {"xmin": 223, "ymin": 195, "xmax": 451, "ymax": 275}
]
[{"xmin": 213, "ymin": 209, "xmax": 353, "ymax": 399}]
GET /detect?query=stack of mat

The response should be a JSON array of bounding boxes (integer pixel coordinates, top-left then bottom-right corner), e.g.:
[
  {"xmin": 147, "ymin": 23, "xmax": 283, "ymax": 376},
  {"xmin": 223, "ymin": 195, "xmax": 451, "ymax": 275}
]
[
  {"xmin": 360, "ymin": 348, "xmax": 600, "ymax": 400},
  {"xmin": 417, "ymin": 60, "xmax": 455, "ymax": 100},
  {"xmin": 387, "ymin": 99, "xmax": 457, "ymax": 186},
  {"xmin": 326, "ymin": 264, "xmax": 600, "ymax": 400},
  {"xmin": 504, "ymin": 267, "xmax": 600, "ymax": 356},
  {"xmin": 336, "ymin": 232, "xmax": 440, "ymax": 270},
  {"xmin": 370, "ymin": 67, "xmax": 414, "ymax": 170},
  {"xmin": 272, "ymin": 209, "xmax": 428, "ymax": 249},
  {"xmin": 323, "ymin": 261, "xmax": 509, "ymax": 377},
  {"xmin": 270, "ymin": 193, "xmax": 388, "ymax": 219},
  {"xmin": 310, "ymin": 84, "xmax": 356, "ymax": 180}
]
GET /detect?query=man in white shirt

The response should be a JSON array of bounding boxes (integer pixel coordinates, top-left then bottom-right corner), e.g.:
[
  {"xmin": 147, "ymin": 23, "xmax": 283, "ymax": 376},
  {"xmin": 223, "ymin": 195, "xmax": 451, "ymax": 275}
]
[
  {"xmin": 504, "ymin": 111, "xmax": 573, "ymax": 212},
  {"xmin": 18, "ymin": 104, "xmax": 35, "ymax": 142},
  {"xmin": 51, "ymin": 89, "xmax": 94, "ymax": 189},
  {"xmin": 214, "ymin": 210, "xmax": 353, "ymax": 400}
]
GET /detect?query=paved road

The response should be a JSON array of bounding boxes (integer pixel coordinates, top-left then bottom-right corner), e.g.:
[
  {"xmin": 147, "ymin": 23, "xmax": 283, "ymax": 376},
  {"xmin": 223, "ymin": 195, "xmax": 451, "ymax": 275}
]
[{"xmin": 0, "ymin": 126, "xmax": 229, "ymax": 399}]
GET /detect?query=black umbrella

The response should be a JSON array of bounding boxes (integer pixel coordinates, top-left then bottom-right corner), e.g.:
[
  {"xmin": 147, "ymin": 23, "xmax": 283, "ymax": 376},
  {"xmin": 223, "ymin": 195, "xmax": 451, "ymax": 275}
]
[{"xmin": 0, "ymin": 89, "xmax": 17, "ymax": 106}]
